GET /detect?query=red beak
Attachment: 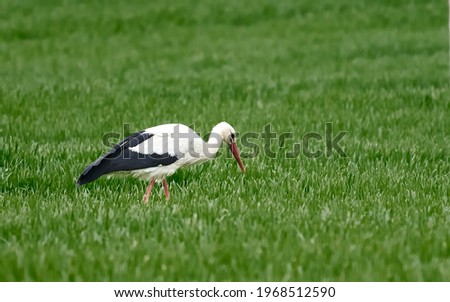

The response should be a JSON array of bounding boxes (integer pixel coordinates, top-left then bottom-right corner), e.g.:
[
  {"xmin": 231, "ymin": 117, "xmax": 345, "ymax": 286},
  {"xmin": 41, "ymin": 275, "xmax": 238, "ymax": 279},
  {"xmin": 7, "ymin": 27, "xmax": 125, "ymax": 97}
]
[{"xmin": 230, "ymin": 141, "xmax": 245, "ymax": 173}]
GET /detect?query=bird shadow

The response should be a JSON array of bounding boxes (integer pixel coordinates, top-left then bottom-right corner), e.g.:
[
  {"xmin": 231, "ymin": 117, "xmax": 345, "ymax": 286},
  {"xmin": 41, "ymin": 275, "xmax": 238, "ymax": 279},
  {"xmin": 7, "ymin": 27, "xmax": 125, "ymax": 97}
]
[{"xmin": 167, "ymin": 163, "xmax": 211, "ymax": 185}]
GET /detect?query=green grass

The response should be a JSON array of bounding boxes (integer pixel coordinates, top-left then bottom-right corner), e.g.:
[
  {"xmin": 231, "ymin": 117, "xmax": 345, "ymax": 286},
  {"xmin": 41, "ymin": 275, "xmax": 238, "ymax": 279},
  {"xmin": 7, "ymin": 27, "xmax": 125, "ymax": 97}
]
[{"xmin": 1, "ymin": 0, "xmax": 449, "ymax": 281}]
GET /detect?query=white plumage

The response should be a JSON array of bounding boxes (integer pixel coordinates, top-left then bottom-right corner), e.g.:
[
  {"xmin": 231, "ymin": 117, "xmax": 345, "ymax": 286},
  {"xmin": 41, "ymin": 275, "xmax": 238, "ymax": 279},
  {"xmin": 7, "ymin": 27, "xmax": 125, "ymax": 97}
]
[{"xmin": 77, "ymin": 122, "xmax": 245, "ymax": 203}]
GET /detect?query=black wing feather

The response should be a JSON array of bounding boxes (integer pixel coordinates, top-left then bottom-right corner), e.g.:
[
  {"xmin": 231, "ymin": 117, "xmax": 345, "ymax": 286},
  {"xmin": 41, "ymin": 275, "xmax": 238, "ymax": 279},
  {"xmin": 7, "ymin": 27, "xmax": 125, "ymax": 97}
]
[{"xmin": 77, "ymin": 131, "xmax": 178, "ymax": 186}]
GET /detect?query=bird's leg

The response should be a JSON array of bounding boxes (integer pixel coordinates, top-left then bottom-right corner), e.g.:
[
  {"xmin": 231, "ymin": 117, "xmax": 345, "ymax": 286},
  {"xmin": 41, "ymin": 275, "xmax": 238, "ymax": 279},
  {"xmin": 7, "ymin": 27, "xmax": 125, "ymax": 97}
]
[
  {"xmin": 143, "ymin": 179, "xmax": 156, "ymax": 205},
  {"xmin": 162, "ymin": 178, "xmax": 170, "ymax": 200}
]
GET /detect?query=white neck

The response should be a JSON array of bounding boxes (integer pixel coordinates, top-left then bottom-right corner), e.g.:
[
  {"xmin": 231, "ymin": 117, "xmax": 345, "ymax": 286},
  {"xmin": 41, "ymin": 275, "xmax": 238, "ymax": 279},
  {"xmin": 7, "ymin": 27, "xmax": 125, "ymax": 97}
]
[{"xmin": 204, "ymin": 125, "xmax": 224, "ymax": 158}]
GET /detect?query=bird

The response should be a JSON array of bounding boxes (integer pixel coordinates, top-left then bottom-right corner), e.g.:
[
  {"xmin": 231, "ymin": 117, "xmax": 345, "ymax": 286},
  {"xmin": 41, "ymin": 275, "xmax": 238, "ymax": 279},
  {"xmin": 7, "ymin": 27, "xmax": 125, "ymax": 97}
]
[{"xmin": 77, "ymin": 122, "xmax": 245, "ymax": 204}]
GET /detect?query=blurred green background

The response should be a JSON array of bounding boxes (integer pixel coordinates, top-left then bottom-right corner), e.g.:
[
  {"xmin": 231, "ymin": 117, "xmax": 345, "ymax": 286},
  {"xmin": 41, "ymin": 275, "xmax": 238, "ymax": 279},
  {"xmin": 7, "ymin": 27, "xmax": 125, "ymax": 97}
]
[{"xmin": 1, "ymin": 0, "xmax": 449, "ymax": 281}]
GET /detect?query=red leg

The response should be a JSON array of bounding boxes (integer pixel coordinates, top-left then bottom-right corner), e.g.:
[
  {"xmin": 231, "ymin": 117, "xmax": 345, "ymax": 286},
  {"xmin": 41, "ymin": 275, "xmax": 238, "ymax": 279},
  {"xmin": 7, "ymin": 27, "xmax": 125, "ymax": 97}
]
[
  {"xmin": 143, "ymin": 179, "xmax": 156, "ymax": 205},
  {"xmin": 162, "ymin": 178, "xmax": 170, "ymax": 200}
]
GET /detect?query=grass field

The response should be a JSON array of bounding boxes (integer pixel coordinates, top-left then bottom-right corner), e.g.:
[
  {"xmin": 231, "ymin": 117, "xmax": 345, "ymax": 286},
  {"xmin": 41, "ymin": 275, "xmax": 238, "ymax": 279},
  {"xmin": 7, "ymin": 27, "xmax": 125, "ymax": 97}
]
[{"xmin": 1, "ymin": 0, "xmax": 449, "ymax": 281}]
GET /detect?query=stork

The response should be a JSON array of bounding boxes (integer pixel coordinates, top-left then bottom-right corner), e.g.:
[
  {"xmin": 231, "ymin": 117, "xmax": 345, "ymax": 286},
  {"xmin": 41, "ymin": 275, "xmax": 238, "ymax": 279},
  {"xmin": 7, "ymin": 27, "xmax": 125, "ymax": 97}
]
[{"xmin": 77, "ymin": 122, "xmax": 245, "ymax": 203}]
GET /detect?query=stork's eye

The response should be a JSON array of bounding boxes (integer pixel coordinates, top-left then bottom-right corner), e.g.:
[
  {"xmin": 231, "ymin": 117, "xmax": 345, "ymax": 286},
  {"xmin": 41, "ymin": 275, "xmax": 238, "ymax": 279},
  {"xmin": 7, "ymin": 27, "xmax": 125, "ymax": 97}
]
[{"xmin": 230, "ymin": 133, "xmax": 235, "ymax": 139}]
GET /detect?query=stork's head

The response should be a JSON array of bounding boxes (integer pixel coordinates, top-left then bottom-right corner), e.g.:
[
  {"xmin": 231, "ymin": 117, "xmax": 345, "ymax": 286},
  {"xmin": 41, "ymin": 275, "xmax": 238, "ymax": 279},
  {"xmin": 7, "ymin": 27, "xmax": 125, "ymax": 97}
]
[{"xmin": 213, "ymin": 122, "xmax": 245, "ymax": 173}]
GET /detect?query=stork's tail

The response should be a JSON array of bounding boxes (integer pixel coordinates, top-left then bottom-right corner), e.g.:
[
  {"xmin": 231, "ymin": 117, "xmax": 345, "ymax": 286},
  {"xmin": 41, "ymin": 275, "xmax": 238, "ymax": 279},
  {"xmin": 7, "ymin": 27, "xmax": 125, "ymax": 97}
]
[{"xmin": 77, "ymin": 158, "xmax": 115, "ymax": 186}]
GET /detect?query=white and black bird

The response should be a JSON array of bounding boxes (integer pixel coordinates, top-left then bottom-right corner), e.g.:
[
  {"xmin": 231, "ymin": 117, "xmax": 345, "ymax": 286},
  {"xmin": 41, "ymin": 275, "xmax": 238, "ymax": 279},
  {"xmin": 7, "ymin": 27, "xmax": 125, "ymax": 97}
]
[{"xmin": 77, "ymin": 122, "xmax": 245, "ymax": 203}]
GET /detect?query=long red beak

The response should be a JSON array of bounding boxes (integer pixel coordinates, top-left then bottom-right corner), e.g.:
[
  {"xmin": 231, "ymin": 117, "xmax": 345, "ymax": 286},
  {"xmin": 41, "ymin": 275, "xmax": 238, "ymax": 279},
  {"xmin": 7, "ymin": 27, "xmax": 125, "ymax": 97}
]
[{"xmin": 231, "ymin": 141, "xmax": 245, "ymax": 173}]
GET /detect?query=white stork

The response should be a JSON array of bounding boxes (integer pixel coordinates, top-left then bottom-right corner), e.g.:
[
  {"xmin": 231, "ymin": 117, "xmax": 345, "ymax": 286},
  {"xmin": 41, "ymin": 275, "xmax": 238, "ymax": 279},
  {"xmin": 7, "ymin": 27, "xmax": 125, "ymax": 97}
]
[{"xmin": 77, "ymin": 122, "xmax": 245, "ymax": 203}]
